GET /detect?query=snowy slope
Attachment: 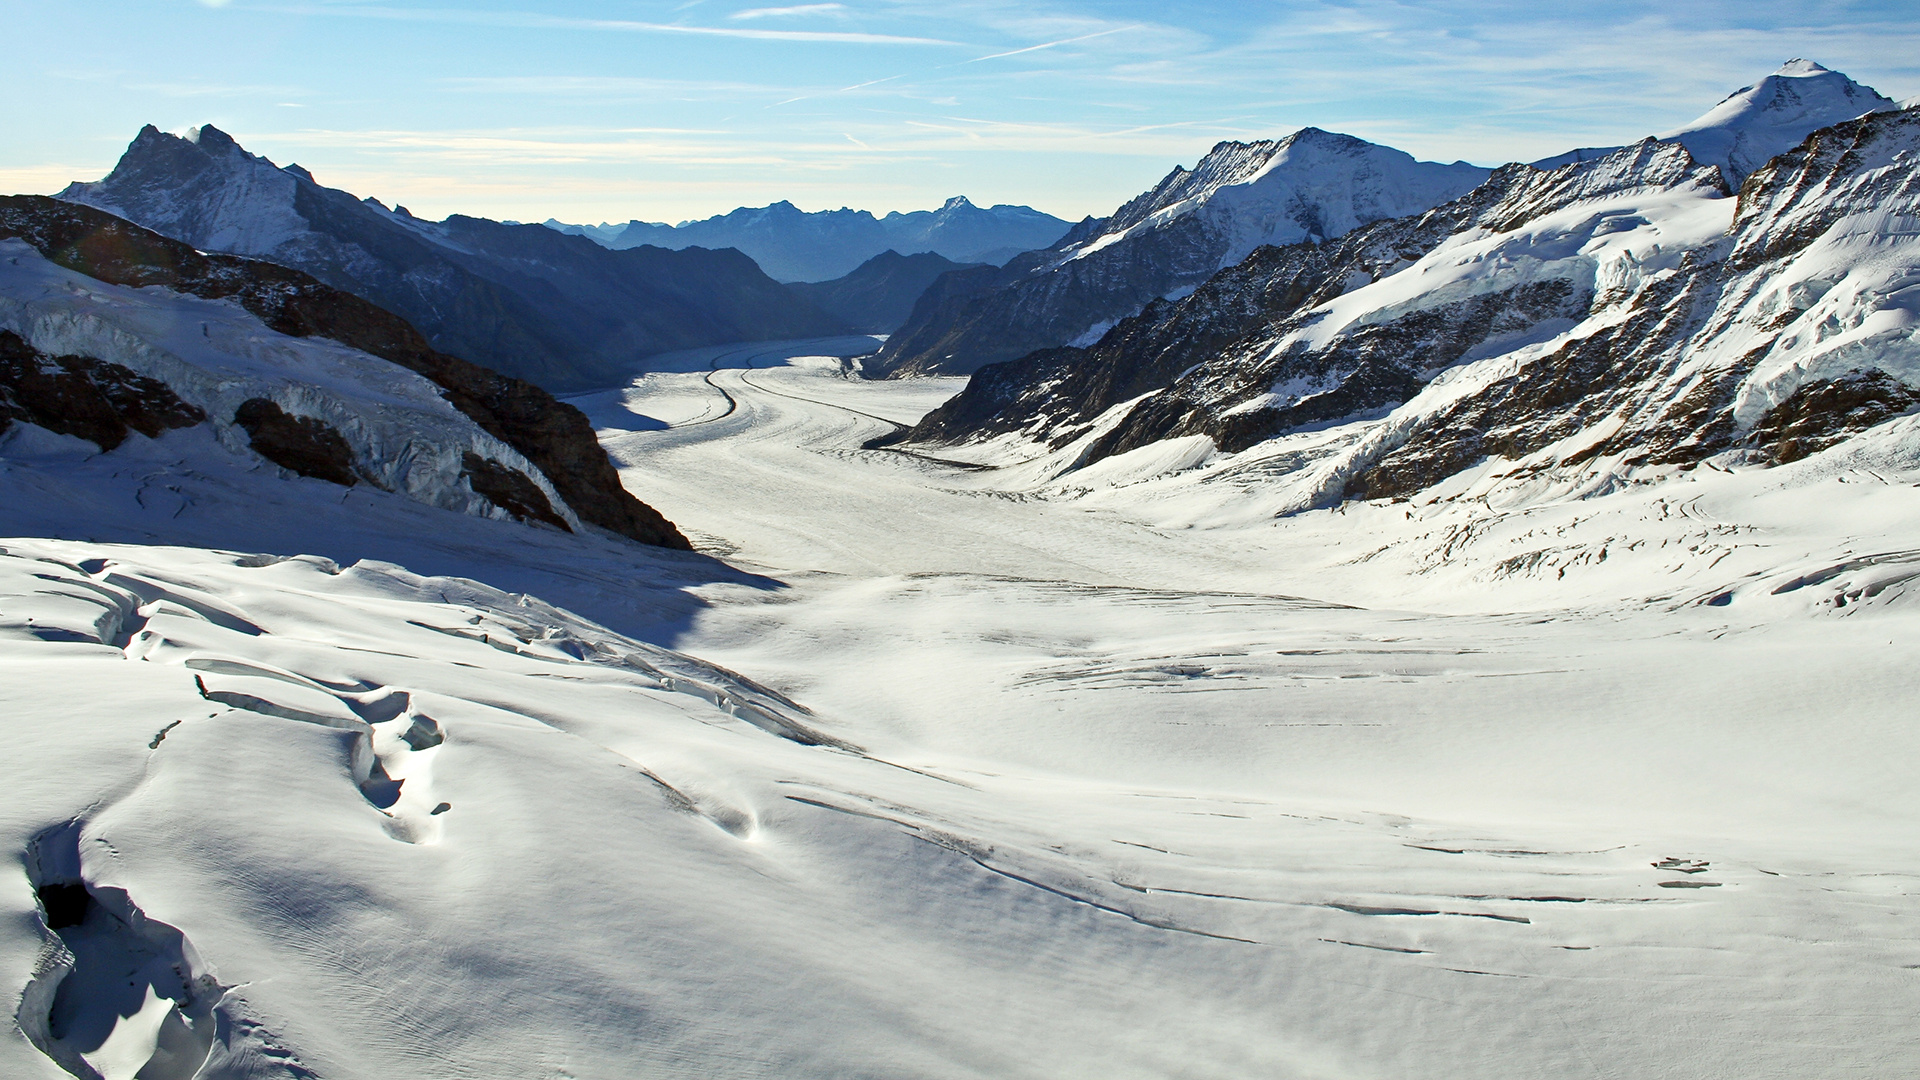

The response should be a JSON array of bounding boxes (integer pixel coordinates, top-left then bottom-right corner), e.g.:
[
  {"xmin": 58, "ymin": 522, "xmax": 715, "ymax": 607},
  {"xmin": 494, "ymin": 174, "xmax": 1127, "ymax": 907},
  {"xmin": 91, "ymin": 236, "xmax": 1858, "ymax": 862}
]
[
  {"xmin": 6, "ymin": 340, "xmax": 1920, "ymax": 1078},
  {"xmin": 8, "ymin": 61, "xmax": 1920, "ymax": 1080},
  {"xmin": 58, "ymin": 126, "xmax": 846, "ymax": 389},
  {"xmin": 905, "ymin": 139, "xmax": 1728, "ymax": 454},
  {"xmin": 870, "ymin": 131, "xmax": 1488, "ymax": 377},
  {"xmin": 1659, "ymin": 59, "xmax": 1897, "ymax": 184},
  {"xmin": 1063, "ymin": 129, "xmax": 1488, "ymax": 270},
  {"xmin": 0, "ymin": 194, "xmax": 688, "ymax": 547},
  {"xmin": 908, "ymin": 96, "xmax": 1920, "ymax": 524},
  {"xmin": 0, "ymin": 242, "xmax": 582, "ymax": 526}
]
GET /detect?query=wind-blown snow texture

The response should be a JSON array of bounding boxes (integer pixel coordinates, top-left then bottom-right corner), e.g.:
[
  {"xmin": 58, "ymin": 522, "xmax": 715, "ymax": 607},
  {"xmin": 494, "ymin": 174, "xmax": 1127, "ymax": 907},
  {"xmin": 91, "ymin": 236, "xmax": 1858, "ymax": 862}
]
[
  {"xmin": 871, "ymin": 129, "xmax": 1489, "ymax": 377},
  {"xmin": 6, "ymin": 333, "xmax": 1919, "ymax": 1077}
]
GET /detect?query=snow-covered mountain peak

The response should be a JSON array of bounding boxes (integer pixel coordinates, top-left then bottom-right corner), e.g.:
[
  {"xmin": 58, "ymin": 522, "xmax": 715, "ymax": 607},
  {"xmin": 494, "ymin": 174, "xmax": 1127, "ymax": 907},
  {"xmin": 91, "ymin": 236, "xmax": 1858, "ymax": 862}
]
[
  {"xmin": 1659, "ymin": 60, "xmax": 1897, "ymax": 184},
  {"xmin": 1062, "ymin": 128, "xmax": 1488, "ymax": 269}
]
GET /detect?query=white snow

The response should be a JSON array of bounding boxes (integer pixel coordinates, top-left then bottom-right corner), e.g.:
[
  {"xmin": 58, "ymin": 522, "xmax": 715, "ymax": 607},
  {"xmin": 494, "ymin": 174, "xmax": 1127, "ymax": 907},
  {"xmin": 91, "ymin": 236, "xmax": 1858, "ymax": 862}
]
[
  {"xmin": 0, "ymin": 240, "xmax": 575, "ymax": 528},
  {"xmin": 6, "ymin": 336, "xmax": 1918, "ymax": 1076},
  {"xmin": 1061, "ymin": 130, "xmax": 1489, "ymax": 271},
  {"xmin": 1659, "ymin": 59, "xmax": 1899, "ymax": 183}
]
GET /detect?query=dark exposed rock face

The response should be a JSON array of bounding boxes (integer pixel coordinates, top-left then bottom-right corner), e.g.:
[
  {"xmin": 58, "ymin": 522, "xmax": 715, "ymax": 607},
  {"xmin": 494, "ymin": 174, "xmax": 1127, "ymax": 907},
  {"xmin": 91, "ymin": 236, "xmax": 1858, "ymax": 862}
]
[
  {"xmin": 1340, "ymin": 109, "xmax": 1920, "ymax": 499},
  {"xmin": 0, "ymin": 329, "xmax": 206, "ymax": 449},
  {"xmin": 1749, "ymin": 370, "xmax": 1920, "ymax": 463},
  {"xmin": 59, "ymin": 125, "xmax": 848, "ymax": 390},
  {"xmin": 232, "ymin": 398, "xmax": 364, "ymax": 487},
  {"xmin": 870, "ymin": 129, "xmax": 1489, "ymax": 378},
  {"xmin": 872, "ymin": 216, "xmax": 1231, "ymax": 379},
  {"xmin": 0, "ymin": 195, "xmax": 690, "ymax": 549},
  {"xmin": 1341, "ymin": 271, "xmax": 1733, "ymax": 501},
  {"xmin": 787, "ymin": 250, "xmax": 983, "ymax": 334},
  {"xmin": 460, "ymin": 451, "xmax": 573, "ymax": 532}
]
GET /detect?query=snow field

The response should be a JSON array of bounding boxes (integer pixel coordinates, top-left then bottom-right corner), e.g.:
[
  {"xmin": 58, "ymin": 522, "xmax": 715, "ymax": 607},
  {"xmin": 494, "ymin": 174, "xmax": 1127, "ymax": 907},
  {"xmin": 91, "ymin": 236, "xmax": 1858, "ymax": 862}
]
[{"xmin": 1, "ymin": 342, "xmax": 1917, "ymax": 1077}]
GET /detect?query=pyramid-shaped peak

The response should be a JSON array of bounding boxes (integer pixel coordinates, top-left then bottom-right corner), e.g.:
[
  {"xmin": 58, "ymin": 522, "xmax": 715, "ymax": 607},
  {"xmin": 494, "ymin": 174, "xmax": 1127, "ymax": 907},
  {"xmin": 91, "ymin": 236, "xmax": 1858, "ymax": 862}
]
[
  {"xmin": 940, "ymin": 196, "xmax": 974, "ymax": 211},
  {"xmin": 1776, "ymin": 59, "xmax": 1833, "ymax": 77},
  {"xmin": 1660, "ymin": 61, "xmax": 1897, "ymax": 183}
]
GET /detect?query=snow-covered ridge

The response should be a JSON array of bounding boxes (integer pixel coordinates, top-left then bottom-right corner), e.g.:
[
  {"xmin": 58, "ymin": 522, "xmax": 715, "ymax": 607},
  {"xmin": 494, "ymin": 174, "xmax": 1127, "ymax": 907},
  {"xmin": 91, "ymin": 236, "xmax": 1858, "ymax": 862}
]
[
  {"xmin": 0, "ymin": 239, "xmax": 576, "ymax": 527},
  {"xmin": 58, "ymin": 125, "xmax": 845, "ymax": 390},
  {"xmin": 1064, "ymin": 128, "xmax": 1489, "ymax": 269},
  {"xmin": 1659, "ymin": 59, "xmax": 1898, "ymax": 184},
  {"xmin": 904, "ymin": 103, "xmax": 1920, "ymax": 522},
  {"xmin": 871, "ymin": 128, "xmax": 1490, "ymax": 377}
]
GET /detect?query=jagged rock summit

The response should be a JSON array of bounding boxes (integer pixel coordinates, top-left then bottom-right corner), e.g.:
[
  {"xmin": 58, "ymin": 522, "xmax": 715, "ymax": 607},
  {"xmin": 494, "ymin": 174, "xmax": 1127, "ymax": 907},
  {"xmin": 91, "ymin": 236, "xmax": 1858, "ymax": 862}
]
[
  {"xmin": 1658, "ymin": 59, "xmax": 1898, "ymax": 183},
  {"xmin": 60, "ymin": 125, "xmax": 847, "ymax": 391},
  {"xmin": 867, "ymin": 128, "xmax": 1490, "ymax": 378}
]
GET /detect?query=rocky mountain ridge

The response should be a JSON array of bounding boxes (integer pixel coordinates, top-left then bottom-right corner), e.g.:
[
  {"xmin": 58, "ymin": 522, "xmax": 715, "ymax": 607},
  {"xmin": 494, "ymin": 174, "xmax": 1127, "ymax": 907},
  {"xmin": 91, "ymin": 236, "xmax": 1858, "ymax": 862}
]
[
  {"xmin": 0, "ymin": 195, "xmax": 689, "ymax": 548},
  {"xmin": 59, "ymin": 125, "xmax": 846, "ymax": 391},
  {"xmin": 549, "ymin": 195, "xmax": 1069, "ymax": 282},
  {"xmin": 898, "ymin": 94, "xmax": 1920, "ymax": 516},
  {"xmin": 867, "ymin": 128, "xmax": 1491, "ymax": 378},
  {"xmin": 787, "ymin": 250, "xmax": 982, "ymax": 334}
]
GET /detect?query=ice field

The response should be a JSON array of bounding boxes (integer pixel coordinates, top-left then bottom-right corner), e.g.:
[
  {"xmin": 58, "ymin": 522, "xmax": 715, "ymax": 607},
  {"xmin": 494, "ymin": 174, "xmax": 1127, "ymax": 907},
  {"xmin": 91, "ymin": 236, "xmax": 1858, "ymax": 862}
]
[{"xmin": 4, "ymin": 341, "xmax": 1918, "ymax": 1078}]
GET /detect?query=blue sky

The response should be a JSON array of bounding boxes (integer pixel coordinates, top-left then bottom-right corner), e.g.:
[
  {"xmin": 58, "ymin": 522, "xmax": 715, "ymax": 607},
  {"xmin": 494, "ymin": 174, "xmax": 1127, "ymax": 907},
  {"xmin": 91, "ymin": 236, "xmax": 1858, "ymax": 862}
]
[{"xmin": 5, "ymin": 1, "xmax": 1916, "ymax": 224}]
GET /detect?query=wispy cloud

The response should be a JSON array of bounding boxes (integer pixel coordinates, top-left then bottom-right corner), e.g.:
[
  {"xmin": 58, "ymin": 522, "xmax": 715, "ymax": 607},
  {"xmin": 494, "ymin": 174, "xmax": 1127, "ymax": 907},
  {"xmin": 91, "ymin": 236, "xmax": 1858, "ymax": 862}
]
[
  {"xmin": 255, "ymin": 3, "xmax": 956, "ymax": 45},
  {"xmin": 442, "ymin": 75, "xmax": 798, "ymax": 99},
  {"xmin": 729, "ymin": 4, "xmax": 846, "ymax": 20}
]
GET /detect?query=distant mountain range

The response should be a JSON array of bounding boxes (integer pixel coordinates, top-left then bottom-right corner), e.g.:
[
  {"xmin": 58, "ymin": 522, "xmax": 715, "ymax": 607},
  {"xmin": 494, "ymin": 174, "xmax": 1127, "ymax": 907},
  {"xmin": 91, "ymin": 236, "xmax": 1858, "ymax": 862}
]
[
  {"xmin": 58, "ymin": 126, "xmax": 848, "ymax": 391},
  {"xmin": 895, "ymin": 61, "xmax": 1919, "ymax": 513},
  {"xmin": 545, "ymin": 196, "xmax": 1070, "ymax": 282}
]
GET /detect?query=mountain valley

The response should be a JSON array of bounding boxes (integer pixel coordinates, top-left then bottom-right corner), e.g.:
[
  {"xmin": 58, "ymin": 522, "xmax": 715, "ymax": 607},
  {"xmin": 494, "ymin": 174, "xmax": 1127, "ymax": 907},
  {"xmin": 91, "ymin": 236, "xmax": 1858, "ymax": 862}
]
[{"xmin": 2, "ymin": 54, "xmax": 1918, "ymax": 1080}]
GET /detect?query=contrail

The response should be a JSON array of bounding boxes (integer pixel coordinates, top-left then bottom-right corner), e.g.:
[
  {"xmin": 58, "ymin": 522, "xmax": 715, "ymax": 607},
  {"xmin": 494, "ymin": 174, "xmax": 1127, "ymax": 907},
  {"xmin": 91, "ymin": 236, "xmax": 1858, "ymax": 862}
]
[{"xmin": 964, "ymin": 25, "xmax": 1140, "ymax": 63}]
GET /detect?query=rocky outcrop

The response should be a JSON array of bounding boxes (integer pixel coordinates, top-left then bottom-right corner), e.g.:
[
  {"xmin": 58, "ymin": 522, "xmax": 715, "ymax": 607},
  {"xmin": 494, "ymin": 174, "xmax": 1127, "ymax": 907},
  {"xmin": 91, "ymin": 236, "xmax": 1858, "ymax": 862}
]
[
  {"xmin": 0, "ymin": 329, "xmax": 206, "ymax": 449},
  {"xmin": 59, "ymin": 125, "xmax": 847, "ymax": 390},
  {"xmin": 0, "ymin": 195, "xmax": 690, "ymax": 548},
  {"xmin": 231, "ymin": 398, "xmax": 366, "ymax": 487},
  {"xmin": 460, "ymin": 451, "xmax": 573, "ymax": 532},
  {"xmin": 869, "ymin": 129, "xmax": 1489, "ymax": 378},
  {"xmin": 1335, "ymin": 108, "xmax": 1920, "ymax": 502},
  {"xmin": 787, "ymin": 250, "xmax": 982, "ymax": 334},
  {"xmin": 1747, "ymin": 370, "xmax": 1920, "ymax": 464}
]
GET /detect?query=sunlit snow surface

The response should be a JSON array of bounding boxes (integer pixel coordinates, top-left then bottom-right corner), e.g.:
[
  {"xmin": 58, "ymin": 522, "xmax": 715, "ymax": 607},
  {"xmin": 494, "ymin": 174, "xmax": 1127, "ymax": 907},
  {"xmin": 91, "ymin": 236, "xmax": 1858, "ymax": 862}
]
[{"xmin": 5, "ymin": 343, "xmax": 1920, "ymax": 1077}]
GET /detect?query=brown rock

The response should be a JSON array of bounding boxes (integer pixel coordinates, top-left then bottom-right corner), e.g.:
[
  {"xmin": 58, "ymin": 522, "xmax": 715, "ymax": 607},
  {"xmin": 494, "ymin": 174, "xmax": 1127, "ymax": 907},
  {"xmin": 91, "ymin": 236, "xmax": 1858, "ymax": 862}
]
[{"xmin": 0, "ymin": 196, "xmax": 689, "ymax": 548}]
